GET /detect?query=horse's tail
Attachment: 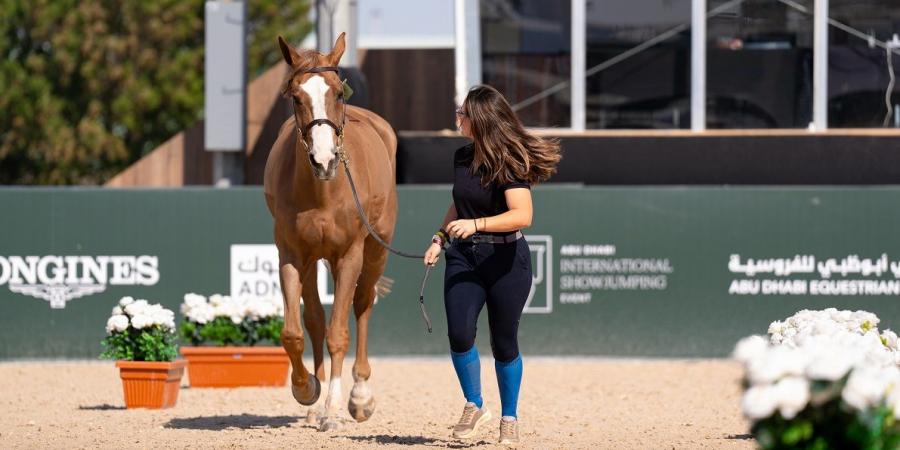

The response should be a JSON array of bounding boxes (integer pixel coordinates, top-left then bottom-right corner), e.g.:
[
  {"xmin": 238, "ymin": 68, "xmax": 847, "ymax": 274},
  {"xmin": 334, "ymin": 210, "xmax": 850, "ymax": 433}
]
[{"xmin": 375, "ymin": 275, "xmax": 394, "ymax": 299}]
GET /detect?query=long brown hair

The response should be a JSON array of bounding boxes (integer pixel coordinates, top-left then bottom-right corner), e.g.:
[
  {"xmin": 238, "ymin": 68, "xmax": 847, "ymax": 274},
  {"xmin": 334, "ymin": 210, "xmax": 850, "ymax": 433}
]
[{"xmin": 463, "ymin": 85, "xmax": 561, "ymax": 187}]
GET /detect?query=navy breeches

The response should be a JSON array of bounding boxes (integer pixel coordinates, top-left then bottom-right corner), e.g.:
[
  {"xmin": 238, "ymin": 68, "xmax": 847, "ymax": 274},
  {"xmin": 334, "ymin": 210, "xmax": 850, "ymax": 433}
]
[{"xmin": 443, "ymin": 236, "xmax": 532, "ymax": 363}]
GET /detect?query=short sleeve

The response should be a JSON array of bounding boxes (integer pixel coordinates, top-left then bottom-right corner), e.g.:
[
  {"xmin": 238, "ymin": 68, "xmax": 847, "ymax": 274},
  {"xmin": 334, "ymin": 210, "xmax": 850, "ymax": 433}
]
[{"xmin": 502, "ymin": 179, "xmax": 531, "ymax": 191}]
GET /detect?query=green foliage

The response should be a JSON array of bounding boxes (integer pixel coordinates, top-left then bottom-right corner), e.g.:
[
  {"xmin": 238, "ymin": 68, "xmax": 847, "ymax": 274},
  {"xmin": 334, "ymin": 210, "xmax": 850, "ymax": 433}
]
[
  {"xmin": 752, "ymin": 396, "xmax": 900, "ymax": 450},
  {"xmin": 0, "ymin": 0, "xmax": 311, "ymax": 184},
  {"xmin": 180, "ymin": 316, "xmax": 283, "ymax": 347},
  {"xmin": 100, "ymin": 325, "xmax": 177, "ymax": 362}
]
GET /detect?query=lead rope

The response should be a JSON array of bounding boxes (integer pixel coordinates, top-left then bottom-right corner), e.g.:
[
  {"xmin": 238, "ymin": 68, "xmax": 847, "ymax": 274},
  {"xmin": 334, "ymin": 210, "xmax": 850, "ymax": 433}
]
[{"xmin": 339, "ymin": 151, "xmax": 435, "ymax": 333}]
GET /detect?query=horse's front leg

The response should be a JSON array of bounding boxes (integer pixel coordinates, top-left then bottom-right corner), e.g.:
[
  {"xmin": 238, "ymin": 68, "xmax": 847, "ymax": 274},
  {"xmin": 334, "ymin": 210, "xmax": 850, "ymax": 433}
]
[
  {"xmin": 319, "ymin": 240, "xmax": 365, "ymax": 432},
  {"xmin": 279, "ymin": 252, "xmax": 320, "ymax": 406},
  {"xmin": 301, "ymin": 263, "xmax": 327, "ymax": 425},
  {"xmin": 348, "ymin": 238, "xmax": 388, "ymax": 422}
]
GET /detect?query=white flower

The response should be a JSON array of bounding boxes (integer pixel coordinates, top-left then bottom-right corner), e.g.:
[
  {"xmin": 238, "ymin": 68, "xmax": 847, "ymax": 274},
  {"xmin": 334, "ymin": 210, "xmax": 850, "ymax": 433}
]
[
  {"xmin": 842, "ymin": 365, "xmax": 899, "ymax": 411},
  {"xmin": 804, "ymin": 342, "xmax": 861, "ymax": 381},
  {"xmin": 733, "ymin": 335, "xmax": 768, "ymax": 364},
  {"xmin": 773, "ymin": 376, "xmax": 810, "ymax": 419},
  {"xmin": 118, "ymin": 296, "xmax": 135, "ymax": 307},
  {"xmin": 742, "ymin": 384, "xmax": 779, "ymax": 420},
  {"xmin": 747, "ymin": 346, "xmax": 807, "ymax": 385},
  {"xmin": 111, "ymin": 306, "xmax": 123, "ymax": 316},
  {"xmin": 131, "ymin": 314, "xmax": 153, "ymax": 330},
  {"xmin": 887, "ymin": 383, "xmax": 900, "ymax": 419},
  {"xmin": 881, "ymin": 329, "xmax": 899, "ymax": 351},
  {"xmin": 105, "ymin": 314, "xmax": 130, "ymax": 334},
  {"xmin": 209, "ymin": 294, "xmax": 226, "ymax": 306},
  {"xmin": 124, "ymin": 299, "xmax": 149, "ymax": 317},
  {"xmin": 181, "ymin": 292, "xmax": 284, "ymax": 325}
]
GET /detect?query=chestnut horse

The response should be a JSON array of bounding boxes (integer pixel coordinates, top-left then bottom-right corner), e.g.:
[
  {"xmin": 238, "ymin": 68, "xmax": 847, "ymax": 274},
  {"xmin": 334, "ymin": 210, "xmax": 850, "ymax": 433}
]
[{"xmin": 264, "ymin": 33, "xmax": 397, "ymax": 431}]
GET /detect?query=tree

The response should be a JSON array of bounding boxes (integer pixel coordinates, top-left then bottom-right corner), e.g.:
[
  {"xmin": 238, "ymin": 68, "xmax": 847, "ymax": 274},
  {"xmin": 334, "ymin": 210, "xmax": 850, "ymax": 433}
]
[{"xmin": 0, "ymin": 0, "xmax": 311, "ymax": 185}]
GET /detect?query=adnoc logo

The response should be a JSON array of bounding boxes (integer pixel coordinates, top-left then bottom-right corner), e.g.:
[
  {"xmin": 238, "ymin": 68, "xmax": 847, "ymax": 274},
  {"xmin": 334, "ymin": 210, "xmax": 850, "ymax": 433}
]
[{"xmin": 0, "ymin": 256, "xmax": 160, "ymax": 309}]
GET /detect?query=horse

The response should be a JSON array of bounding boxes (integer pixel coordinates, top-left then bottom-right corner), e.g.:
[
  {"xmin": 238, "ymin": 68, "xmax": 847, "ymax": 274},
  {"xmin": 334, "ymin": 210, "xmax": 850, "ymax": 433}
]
[{"xmin": 263, "ymin": 32, "xmax": 397, "ymax": 431}]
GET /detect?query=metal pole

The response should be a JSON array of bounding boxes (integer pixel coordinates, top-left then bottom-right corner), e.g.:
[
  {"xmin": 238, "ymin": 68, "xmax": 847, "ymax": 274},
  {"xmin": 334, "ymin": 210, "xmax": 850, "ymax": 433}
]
[
  {"xmin": 455, "ymin": 0, "xmax": 481, "ymax": 106},
  {"xmin": 691, "ymin": 0, "xmax": 706, "ymax": 131},
  {"xmin": 334, "ymin": 0, "xmax": 358, "ymax": 67},
  {"xmin": 316, "ymin": 0, "xmax": 334, "ymax": 54},
  {"xmin": 570, "ymin": 0, "xmax": 586, "ymax": 130},
  {"xmin": 813, "ymin": 0, "xmax": 828, "ymax": 130}
]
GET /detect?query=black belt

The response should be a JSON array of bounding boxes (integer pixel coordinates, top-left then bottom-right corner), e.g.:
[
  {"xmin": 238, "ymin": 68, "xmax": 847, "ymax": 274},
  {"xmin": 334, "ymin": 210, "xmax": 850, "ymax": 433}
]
[{"xmin": 454, "ymin": 231, "xmax": 523, "ymax": 244}]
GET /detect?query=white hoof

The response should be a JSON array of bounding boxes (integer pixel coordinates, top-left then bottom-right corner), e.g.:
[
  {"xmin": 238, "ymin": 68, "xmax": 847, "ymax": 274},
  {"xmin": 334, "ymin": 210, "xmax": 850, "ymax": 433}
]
[
  {"xmin": 319, "ymin": 417, "xmax": 342, "ymax": 432},
  {"xmin": 348, "ymin": 394, "xmax": 375, "ymax": 422}
]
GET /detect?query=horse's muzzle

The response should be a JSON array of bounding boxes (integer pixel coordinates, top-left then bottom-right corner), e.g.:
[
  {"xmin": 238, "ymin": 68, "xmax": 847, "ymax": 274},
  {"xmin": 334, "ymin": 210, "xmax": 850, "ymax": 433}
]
[{"xmin": 309, "ymin": 153, "xmax": 339, "ymax": 180}]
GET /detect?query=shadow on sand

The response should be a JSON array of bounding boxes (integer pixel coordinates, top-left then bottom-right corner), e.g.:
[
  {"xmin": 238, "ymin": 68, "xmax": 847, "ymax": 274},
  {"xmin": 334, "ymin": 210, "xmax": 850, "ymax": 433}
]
[
  {"xmin": 725, "ymin": 433, "xmax": 753, "ymax": 440},
  {"xmin": 164, "ymin": 414, "xmax": 302, "ymax": 430},
  {"xmin": 340, "ymin": 434, "xmax": 489, "ymax": 448},
  {"xmin": 78, "ymin": 404, "xmax": 125, "ymax": 410}
]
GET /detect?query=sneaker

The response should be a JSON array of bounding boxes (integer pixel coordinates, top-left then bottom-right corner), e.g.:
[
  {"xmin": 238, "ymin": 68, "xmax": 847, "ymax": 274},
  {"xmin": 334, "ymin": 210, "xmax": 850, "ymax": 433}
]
[
  {"xmin": 452, "ymin": 402, "xmax": 492, "ymax": 439},
  {"xmin": 499, "ymin": 417, "xmax": 519, "ymax": 445}
]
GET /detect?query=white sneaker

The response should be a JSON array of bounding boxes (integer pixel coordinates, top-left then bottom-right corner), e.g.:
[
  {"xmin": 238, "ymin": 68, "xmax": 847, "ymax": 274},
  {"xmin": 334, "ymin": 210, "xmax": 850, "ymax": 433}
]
[
  {"xmin": 452, "ymin": 402, "xmax": 492, "ymax": 439},
  {"xmin": 499, "ymin": 416, "xmax": 519, "ymax": 445}
]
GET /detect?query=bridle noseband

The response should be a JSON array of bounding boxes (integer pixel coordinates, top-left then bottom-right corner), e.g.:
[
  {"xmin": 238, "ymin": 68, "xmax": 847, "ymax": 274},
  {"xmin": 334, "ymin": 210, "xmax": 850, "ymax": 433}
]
[{"xmin": 290, "ymin": 65, "xmax": 348, "ymax": 164}]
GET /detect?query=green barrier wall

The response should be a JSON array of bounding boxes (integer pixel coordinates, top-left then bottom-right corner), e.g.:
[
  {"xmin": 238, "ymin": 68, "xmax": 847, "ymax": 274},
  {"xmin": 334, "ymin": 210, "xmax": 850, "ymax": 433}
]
[{"xmin": 2, "ymin": 186, "xmax": 900, "ymax": 359}]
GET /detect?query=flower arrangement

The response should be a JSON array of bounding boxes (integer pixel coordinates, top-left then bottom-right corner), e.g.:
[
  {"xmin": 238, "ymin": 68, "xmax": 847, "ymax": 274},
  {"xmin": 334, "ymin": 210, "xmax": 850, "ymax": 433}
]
[
  {"xmin": 179, "ymin": 293, "xmax": 284, "ymax": 346},
  {"xmin": 734, "ymin": 308, "xmax": 900, "ymax": 449},
  {"xmin": 100, "ymin": 297, "xmax": 178, "ymax": 362}
]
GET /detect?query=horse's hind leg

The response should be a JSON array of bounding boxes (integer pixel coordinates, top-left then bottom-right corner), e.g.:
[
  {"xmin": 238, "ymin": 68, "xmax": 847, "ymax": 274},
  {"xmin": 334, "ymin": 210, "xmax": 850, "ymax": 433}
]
[
  {"xmin": 301, "ymin": 262, "xmax": 327, "ymax": 425},
  {"xmin": 279, "ymin": 252, "xmax": 320, "ymax": 406},
  {"xmin": 348, "ymin": 237, "xmax": 388, "ymax": 422}
]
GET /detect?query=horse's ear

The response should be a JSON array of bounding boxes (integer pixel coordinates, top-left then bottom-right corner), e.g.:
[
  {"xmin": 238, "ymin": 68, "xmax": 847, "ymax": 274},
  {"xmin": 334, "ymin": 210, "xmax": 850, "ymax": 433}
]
[
  {"xmin": 278, "ymin": 35, "xmax": 301, "ymax": 66},
  {"xmin": 329, "ymin": 32, "xmax": 346, "ymax": 66}
]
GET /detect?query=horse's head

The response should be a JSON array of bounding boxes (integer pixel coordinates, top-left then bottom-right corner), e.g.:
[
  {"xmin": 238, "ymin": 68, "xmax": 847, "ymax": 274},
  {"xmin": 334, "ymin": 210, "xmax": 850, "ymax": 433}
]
[{"xmin": 278, "ymin": 33, "xmax": 347, "ymax": 181}]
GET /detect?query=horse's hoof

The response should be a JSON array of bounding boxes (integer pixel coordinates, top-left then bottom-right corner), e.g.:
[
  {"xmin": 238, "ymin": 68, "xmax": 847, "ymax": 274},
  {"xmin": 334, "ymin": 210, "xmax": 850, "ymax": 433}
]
[
  {"xmin": 319, "ymin": 417, "xmax": 342, "ymax": 432},
  {"xmin": 348, "ymin": 395, "xmax": 376, "ymax": 422},
  {"xmin": 291, "ymin": 376, "xmax": 321, "ymax": 406},
  {"xmin": 306, "ymin": 408, "xmax": 321, "ymax": 425}
]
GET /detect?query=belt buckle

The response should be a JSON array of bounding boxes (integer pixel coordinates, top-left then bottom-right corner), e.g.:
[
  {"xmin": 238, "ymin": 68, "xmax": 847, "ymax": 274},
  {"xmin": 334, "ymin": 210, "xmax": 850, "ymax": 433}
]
[{"xmin": 471, "ymin": 234, "xmax": 488, "ymax": 244}]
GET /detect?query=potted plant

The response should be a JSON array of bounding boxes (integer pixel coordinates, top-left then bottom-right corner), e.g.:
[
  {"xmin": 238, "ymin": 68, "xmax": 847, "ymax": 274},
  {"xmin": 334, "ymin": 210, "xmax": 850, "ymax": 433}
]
[
  {"xmin": 733, "ymin": 309, "xmax": 900, "ymax": 449},
  {"xmin": 178, "ymin": 293, "xmax": 289, "ymax": 388},
  {"xmin": 101, "ymin": 297, "xmax": 185, "ymax": 409}
]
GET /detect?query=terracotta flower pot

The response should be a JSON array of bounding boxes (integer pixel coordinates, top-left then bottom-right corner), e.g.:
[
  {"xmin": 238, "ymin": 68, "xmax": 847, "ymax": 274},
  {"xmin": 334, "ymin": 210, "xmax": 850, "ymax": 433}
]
[
  {"xmin": 180, "ymin": 346, "xmax": 290, "ymax": 388},
  {"xmin": 116, "ymin": 359, "xmax": 186, "ymax": 409}
]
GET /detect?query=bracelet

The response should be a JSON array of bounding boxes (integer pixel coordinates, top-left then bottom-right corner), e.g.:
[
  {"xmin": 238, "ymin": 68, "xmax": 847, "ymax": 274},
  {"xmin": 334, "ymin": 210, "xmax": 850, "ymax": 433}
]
[
  {"xmin": 436, "ymin": 228, "xmax": 448, "ymax": 241},
  {"xmin": 431, "ymin": 234, "xmax": 445, "ymax": 248},
  {"xmin": 473, "ymin": 218, "xmax": 478, "ymax": 233}
]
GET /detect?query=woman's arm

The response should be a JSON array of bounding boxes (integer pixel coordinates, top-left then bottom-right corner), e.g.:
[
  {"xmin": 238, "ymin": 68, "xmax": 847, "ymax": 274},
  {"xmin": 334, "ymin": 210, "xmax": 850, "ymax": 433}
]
[
  {"xmin": 424, "ymin": 203, "xmax": 457, "ymax": 266},
  {"xmin": 479, "ymin": 188, "xmax": 532, "ymax": 232},
  {"xmin": 440, "ymin": 203, "xmax": 458, "ymax": 230},
  {"xmin": 446, "ymin": 188, "xmax": 532, "ymax": 238}
]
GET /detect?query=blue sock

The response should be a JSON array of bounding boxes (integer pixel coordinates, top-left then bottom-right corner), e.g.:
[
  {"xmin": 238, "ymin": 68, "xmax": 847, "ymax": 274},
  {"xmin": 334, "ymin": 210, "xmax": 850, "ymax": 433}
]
[
  {"xmin": 495, "ymin": 354, "xmax": 523, "ymax": 418},
  {"xmin": 450, "ymin": 346, "xmax": 483, "ymax": 408}
]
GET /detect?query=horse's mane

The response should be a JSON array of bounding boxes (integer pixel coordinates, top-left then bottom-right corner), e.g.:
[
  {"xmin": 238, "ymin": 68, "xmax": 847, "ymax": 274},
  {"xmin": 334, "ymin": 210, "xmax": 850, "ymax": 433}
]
[{"xmin": 280, "ymin": 49, "xmax": 326, "ymax": 97}]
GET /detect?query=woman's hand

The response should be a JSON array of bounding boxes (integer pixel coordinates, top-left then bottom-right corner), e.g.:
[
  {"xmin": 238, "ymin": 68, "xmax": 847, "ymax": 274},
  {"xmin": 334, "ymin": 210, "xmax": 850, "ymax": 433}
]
[
  {"xmin": 424, "ymin": 242, "xmax": 442, "ymax": 266},
  {"xmin": 446, "ymin": 219, "xmax": 477, "ymax": 239}
]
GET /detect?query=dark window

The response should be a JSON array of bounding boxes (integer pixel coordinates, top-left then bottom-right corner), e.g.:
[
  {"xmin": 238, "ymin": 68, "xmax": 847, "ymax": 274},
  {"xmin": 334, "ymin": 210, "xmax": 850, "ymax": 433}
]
[
  {"xmin": 828, "ymin": 0, "xmax": 900, "ymax": 128},
  {"xmin": 707, "ymin": 0, "xmax": 814, "ymax": 129},
  {"xmin": 586, "ymin": 0, "xmax": 692, "ymax": 129},
  {"xmin": 481, "ymin": 0, "xmax": 572, "ymax": 128}
]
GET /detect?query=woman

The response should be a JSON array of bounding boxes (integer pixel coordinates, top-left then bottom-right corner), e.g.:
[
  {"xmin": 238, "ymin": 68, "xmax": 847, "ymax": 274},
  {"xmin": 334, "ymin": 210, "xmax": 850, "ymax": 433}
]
[{"xmin": 423, "ymin": 85, "xmax": 561, "ymax": 444}]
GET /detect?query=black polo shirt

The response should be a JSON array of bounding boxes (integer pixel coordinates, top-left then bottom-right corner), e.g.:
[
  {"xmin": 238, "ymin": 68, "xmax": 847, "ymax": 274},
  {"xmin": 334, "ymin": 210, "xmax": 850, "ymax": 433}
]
[{"xmin": 451, "ymin": 144, "xmax": 530, "ymax": 233}]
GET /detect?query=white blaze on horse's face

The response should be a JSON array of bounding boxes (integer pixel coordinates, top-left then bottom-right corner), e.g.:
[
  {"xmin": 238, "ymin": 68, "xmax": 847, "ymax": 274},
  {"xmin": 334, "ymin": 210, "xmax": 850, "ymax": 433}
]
[{"xmin": 300, "ymin": 75, "xmax": 338, "ymax": 179}]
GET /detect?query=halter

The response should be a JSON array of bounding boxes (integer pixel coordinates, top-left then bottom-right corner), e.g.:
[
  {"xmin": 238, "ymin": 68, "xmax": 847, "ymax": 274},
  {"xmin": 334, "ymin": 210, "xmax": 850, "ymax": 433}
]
[{"xmin": 290, "ymin": 66, "xmax": 349, "ymax": 165}]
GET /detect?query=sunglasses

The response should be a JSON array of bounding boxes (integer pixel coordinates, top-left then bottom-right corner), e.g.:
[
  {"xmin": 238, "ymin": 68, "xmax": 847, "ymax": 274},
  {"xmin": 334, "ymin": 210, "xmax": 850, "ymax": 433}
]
[{"xmin": 454, "ymin": 106, "xmax": 467, "ymax": 117}]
